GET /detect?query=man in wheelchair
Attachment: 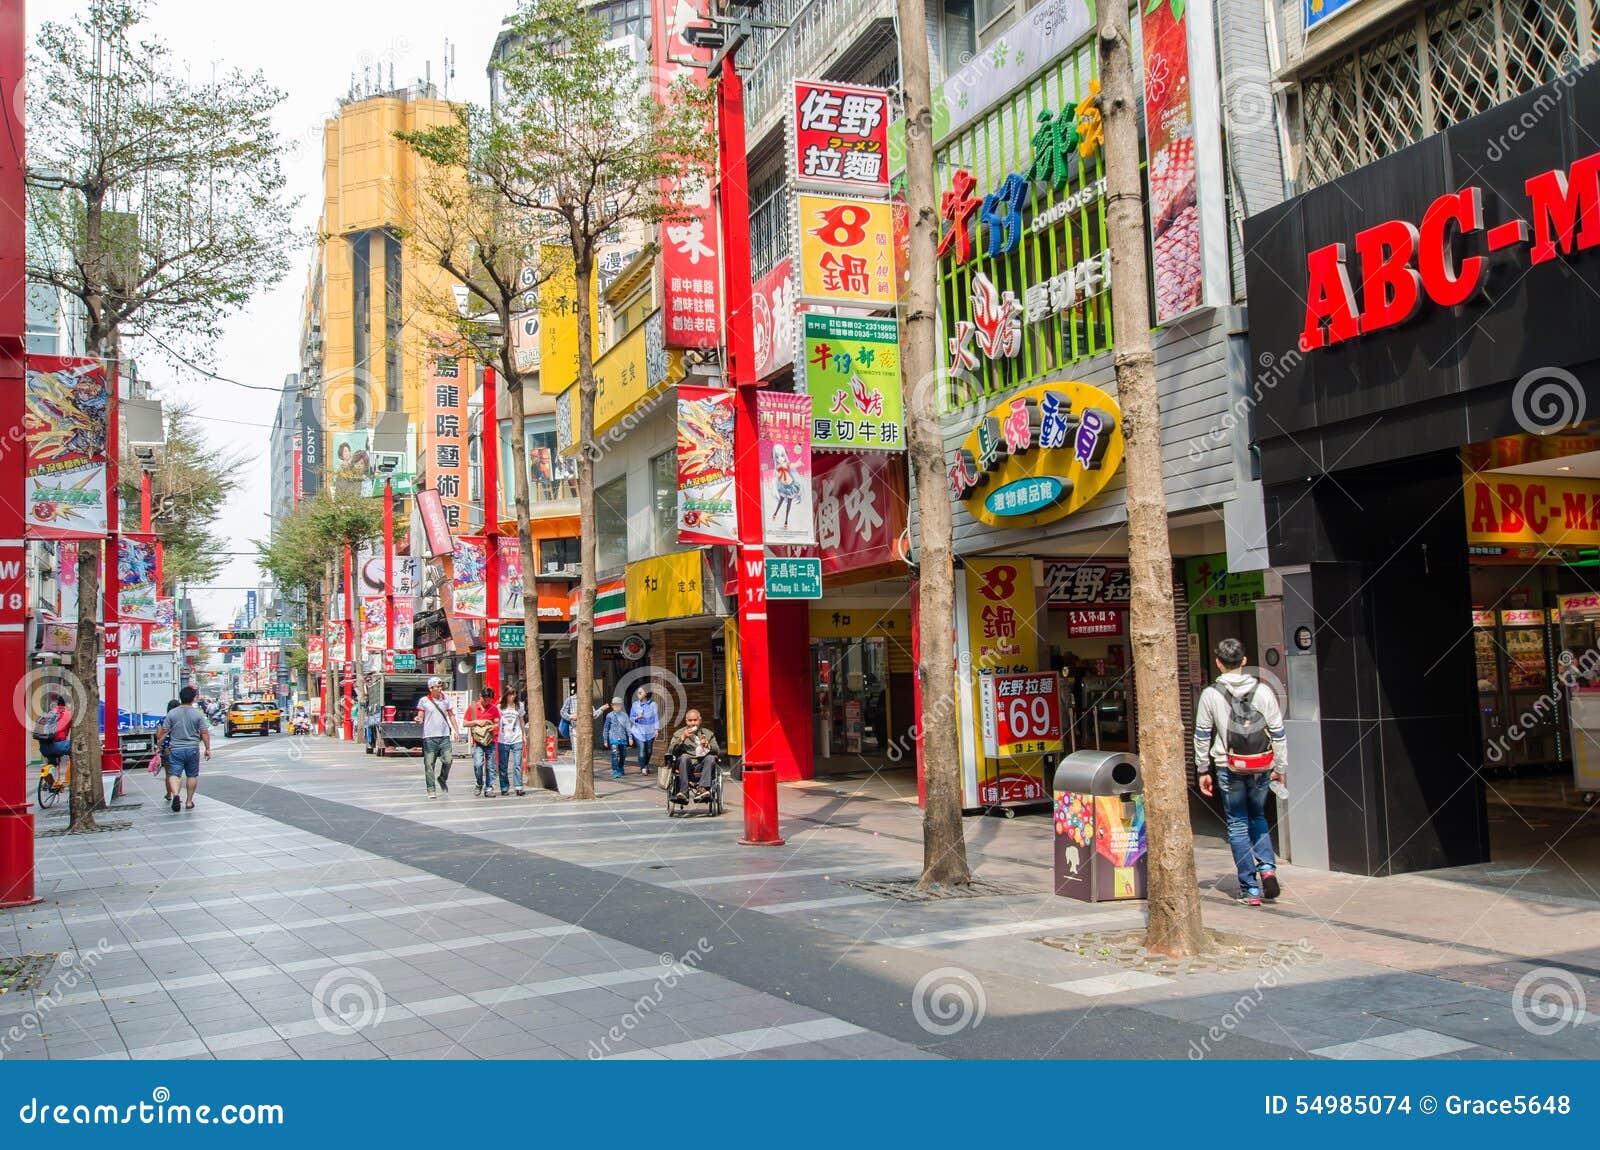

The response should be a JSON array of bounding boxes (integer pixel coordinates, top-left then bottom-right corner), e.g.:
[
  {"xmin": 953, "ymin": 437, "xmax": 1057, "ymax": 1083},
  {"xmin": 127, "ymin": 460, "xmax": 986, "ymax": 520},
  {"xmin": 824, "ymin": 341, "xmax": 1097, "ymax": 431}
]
[{"xmin": 666, "ymin": 709, "xmax": 721, "ymax": 802}]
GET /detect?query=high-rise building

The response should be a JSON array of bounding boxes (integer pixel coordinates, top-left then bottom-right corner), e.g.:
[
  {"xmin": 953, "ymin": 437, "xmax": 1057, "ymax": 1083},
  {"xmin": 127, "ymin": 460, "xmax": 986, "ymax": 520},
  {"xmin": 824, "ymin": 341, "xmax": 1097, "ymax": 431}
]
[
  {"xmin": 268, "ymin": 374, "xmax": 300, "ymax": 528},
  {"xmin": 297, "ymin": 83, "xmax": 462, "ymax": 444}
]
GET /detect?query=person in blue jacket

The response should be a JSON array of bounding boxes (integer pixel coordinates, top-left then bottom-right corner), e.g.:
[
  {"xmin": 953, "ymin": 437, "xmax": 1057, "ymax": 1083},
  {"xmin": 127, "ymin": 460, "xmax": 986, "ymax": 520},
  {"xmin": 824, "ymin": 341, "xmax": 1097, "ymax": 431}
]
[
  {"xmin": 629, "ymin": 687, "xmax": 660, "ymax": 775},
  {"xmin": 603, "ymin": 698, "xmax": 632, "ymax": 779}
]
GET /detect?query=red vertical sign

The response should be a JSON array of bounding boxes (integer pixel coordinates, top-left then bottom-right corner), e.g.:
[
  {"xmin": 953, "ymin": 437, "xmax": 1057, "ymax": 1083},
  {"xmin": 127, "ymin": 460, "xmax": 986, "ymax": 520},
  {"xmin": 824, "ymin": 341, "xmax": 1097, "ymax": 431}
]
[{"xmin": 651, "ymin": 0, "xmax": 722, "ymax": 349}]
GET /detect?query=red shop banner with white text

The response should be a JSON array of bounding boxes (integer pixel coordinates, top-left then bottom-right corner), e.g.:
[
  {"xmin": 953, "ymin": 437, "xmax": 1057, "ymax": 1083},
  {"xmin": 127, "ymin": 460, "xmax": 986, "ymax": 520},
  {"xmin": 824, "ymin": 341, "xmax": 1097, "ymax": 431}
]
[
  {"xmin": 813, "ymin": 452, "xmax": 907, "ymax": 576},
  {"xmin": 326, "ymin": 621, "xmax": 348, "ymax": 665},
  {"xmin": 1142, "ymin": 0, "xmax": 1202, "ymax": 323},
  {"xmin": 308, "ymin": 635, "xmax": 325, "ymax": 675},
  {"xmin": 752, "ymin": 258, "xmax": 795, "ymax": 380},
  {"xmin": 677, "ymin": 386, "xmax": 738, "ymax": 546},
  {"xmin": 793, "ymin": 79, "xmax": 892, "ymax": 196},
  {"xmin": 24, "ymin": 356, "xmax": 112, "ymax": 538},
  {"xmin": 652, "ymin": 0, "xmax": 722, "ymax": 349},
  {"xmin": 757, "ymin": 390, "xmax": 815, "ymax": 546}
]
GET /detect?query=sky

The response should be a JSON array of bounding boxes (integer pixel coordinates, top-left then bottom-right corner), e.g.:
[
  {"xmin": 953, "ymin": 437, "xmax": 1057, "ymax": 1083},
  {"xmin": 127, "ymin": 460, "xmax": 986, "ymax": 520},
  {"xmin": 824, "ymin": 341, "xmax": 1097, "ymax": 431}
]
[{"xmin": 29, "ymin": 0, "xmax": 510, "ymax": 629}]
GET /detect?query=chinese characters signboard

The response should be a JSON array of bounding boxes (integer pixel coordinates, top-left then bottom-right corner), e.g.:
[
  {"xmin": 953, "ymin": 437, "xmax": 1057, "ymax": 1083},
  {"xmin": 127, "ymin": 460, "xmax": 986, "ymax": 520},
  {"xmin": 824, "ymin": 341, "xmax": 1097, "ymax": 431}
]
[
  {"xmin": 795, "ymin": 193, "xmax": 896, "ymax": 309},
  {"xmin": 965, "ymin": 557, "xmax": 1048, "ymax": 807},
  {"xmin": 424, "ymin": 352, "xmax": 468, "ymax": 532},
  {"xmin": 652, "ymin": 0, "xmax": 722, "ymax": 349},
  {"xmin": 1183, "ymin": 554, "xmax": 1266, "ymax": 616},
  {"xmin": 1142, "ymin": 0, "xmax": 1203, "ymax": 322},
  {"xmin": 793, "ymin": 80, "xmax": 891, "ymax": 196},
  {"xmin": 24, "ymin": 357, "xmax": 111, "ymax": 538},
  {"xmin": 1065, "ymin": 608, "xmax": 1122, "ymax": 637},
  {"xmin": 624, "ymin": 550, "xmax": 703, "ymax": 622},
  {"xmin": 757, "ymin": 390, "xmax": 815, "ymax": 546},
  {"xmin": 980, "ymin": 673, "xmax": 1064, "ymax": 758},
  {"xmin": 948, "ymin": 381, "xmax": 1124, "ymax": 529},
  {"xmin": 802, "ymin": 314, "xmax": 904, "ymax": 451},
  {"xmin": 812, "ymin": 452, "xmax": 905, "ymax": 576},
  {"xmin": 677, "ymin": 385, "xmax": 739, "ymax": 546},
  {"xmin": 752, "ymin": 259, "xmax": 795, "ymax": 380},
  {"xmin": 1044, "ymin": 560, "xmax": 1131, "ymax": 606},
  {"xmin": 765, "ymin": 556, "xmax": 823, "ymax": 600}
]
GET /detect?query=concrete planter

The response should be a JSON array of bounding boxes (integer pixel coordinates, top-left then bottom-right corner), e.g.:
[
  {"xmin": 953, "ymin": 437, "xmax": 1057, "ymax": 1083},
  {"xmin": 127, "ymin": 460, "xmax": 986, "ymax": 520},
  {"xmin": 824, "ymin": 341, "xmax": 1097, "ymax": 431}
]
[{"xmin": 536, "ymin": 756, "xmax": 578, "ymax": 796}]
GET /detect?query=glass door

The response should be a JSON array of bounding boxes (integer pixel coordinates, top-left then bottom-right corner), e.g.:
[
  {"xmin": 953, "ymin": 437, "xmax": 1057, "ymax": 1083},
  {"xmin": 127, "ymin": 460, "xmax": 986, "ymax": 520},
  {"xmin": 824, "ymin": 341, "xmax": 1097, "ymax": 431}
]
[{"xmin": 1501, "ymin": 610, "xmax": 1558, "ymax": 767}]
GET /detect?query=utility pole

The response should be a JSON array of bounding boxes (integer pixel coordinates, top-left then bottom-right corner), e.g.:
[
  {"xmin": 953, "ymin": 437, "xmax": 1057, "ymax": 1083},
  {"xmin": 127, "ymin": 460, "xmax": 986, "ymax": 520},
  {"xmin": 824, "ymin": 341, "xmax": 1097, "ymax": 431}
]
[
  {"xmin": 0, "ymin": 0, "xmax": 39, "ymax": 907},
  {"xmin": 483, "ymin": 366, "xmax": 500, "ymax": 697},
  {"xmin": 1098, "ymin": 0, "xmax": 1205, "ymax": 956},
  {"xmin": 342, "ymin": 542, "xmax": 355, "ymax": 741}
]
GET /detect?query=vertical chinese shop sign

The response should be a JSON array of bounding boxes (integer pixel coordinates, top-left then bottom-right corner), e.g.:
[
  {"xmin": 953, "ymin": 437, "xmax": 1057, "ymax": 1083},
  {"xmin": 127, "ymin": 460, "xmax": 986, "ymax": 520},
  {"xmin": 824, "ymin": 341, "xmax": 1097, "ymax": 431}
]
[
  {"xmin": 802, "ymin": 314, "xmax": 904, "ymax": 451},
  {"xmin": 677, "ymin": 386, "xmax": 739, "ymax": 546},
  {"xmin": 425, "ymin": 353, "xmax": 468, "ymax": 531},
  {"xmin": 757, "ymin": 390, "xmax": 815, "ymax": 546},
  {"xmin": 652, "ymin": 0, "xmax": 721, "ymax": 350},
  {"xmin": 1142, "ymin": 0, "xmax": 1202, "ymax": 322},
  {"xmin": 964, "ymin": 557, "xmax": 1045, "ymax": 807},
  {"xmin": 793, "ymin": 80, "xmax": 892, "ymax": 195}
]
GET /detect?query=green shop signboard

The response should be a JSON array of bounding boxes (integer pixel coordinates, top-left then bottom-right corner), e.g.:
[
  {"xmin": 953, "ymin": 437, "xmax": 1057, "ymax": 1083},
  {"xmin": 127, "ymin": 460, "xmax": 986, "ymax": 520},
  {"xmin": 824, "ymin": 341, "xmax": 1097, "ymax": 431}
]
[
  {"xmin": 1184, "ymin": 554, "xmax": 1265, "ymax": 616},
  {"xmin": 803, "ymin": 314, "xmax": 905, "ymax": 452}
]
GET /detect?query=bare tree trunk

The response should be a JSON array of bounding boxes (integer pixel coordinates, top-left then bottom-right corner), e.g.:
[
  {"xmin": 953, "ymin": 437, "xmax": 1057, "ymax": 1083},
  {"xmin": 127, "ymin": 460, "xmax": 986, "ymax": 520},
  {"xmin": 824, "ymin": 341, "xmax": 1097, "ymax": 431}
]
[
  {"xmin": 571, "ymin": 248, "xmax": 598, "ymax": 801},
  {"xmin": 897, "ymin": 0, "xmax": 971, "ymax": 888},
  {"xmin": 1099, "ymin": 3, "xmax": 1206, "ymax": 957},
  {"xmin": 68, "ymin": 541, "xmax": 101, "ymax": 831},
  {"xmin": 503, "ymin": 356, "xmax": 547, "ymax": 765}
]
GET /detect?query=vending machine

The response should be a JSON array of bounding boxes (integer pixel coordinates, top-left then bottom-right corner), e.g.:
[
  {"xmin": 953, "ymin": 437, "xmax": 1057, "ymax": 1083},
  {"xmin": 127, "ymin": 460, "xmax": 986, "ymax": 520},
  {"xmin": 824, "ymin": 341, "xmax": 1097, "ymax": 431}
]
[{"xmin": 1555, "ymin": 592, "xmax": 1600, "ymax": 803}]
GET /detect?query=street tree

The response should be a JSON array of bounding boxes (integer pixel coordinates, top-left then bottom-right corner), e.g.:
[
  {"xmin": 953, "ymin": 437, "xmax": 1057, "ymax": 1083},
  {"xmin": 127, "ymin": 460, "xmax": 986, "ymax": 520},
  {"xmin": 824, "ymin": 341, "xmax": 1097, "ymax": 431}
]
[
  {"xmin": 1099, "ymin": 0, "xmax": 1207, "ymax": 956},
  {"xmin": 441, "ymin": 0, "xmax": 711, "ymax": 798},
  {"xmin": 893, "ymin": 0, "xmax": 971, "ymax": 887},
  {"xmin": 26, "ymin": 0, "xmax": 293, "ymax": 828},
  {"xmin": 396, "ymin": 119, "xmax": 552, "ymax": 768}
]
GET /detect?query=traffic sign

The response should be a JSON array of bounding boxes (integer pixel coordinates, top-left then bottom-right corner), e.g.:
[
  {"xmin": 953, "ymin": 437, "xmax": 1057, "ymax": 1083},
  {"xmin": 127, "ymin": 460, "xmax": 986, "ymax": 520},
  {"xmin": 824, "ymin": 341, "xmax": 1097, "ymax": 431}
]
[
  {"xmin": 392, "ymin": 653, "xmax": 417, "ymax": 670},
  {"xmin": 499, "ymin": 624, "xmax": 526, "ymax": 650},
  {"xmin": 264, "ymin": 622, "xmax": 293, "ymax": 639},
  {"xmin": 764, "ymin": 557, "xmax": 822, "ymax": 599}
]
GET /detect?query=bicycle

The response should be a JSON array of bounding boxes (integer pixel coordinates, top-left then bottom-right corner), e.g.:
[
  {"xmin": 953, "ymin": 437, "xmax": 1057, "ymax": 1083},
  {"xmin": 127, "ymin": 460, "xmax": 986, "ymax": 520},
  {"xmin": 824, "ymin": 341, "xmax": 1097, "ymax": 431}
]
[{"xmin": 37, "ymin": 752, "xmax": 69, "ymax": 809}]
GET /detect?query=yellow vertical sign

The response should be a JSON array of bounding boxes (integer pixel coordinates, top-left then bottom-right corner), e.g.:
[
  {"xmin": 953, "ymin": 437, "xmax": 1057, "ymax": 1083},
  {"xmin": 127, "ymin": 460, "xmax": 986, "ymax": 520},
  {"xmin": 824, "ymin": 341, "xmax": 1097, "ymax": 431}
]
[
  {"xmin": 964, "ymin": 557, "xmax": 1045, "ymax": 807},
  {"xmin": 723, "ymin": 617, "xmax": 743, "ymax": 757},
  {"xmin": 538, "ymin": 244, "xmax": 598, "ymax": 396}
]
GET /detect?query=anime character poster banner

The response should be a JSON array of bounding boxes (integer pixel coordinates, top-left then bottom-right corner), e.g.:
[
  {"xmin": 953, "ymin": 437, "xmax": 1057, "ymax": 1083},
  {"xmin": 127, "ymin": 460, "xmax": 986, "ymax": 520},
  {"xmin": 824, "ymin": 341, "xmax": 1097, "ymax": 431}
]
[
  {"xmin": 118, "ymin": 622, "xmax": 143, "ymax": 654},
  {"xmin": 394, "ymin": 599, "xmax": 415, "ymax": 651},
  {"xmin": 757, "ymin": 391, "xmax": 815, "ymax": 546},
  {"xmin": 452, "ymin": 537, "xmax": 487, "ymax": 619},
  {"xmin": 24, "ymin": 357, "xmax": 112, "ymax": 538},
  {"xmin": 148, "ymin": 597, "xmax": 177, "ymax": 653},
  {"xmin": 676, "ymin": 386, "xmax": 738, "ymax": 546},
  {"xmin": 363, "ymin": 596, "xmax": 387, "ymax": 652},
  {"xmin": 497, "ymin": 537, "xmax": 524, "ymax": 621},
  {"xmin": 118, "ymin": 535, "xmax": 160, "ymax": 622}
]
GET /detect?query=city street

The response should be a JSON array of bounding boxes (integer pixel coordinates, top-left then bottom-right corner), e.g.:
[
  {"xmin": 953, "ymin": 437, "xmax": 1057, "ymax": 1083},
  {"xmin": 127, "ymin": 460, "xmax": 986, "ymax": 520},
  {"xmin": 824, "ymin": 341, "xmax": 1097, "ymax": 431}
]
[{"xmin": 5, "ymin": 734, "xmax": 1598, "ymax": 1060}]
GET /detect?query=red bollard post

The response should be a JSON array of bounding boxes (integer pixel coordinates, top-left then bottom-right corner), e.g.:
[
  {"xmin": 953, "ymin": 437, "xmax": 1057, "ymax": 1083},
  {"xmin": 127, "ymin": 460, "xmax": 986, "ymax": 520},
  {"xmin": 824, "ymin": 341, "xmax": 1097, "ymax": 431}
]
[{"xmin": 738, "ymin": 761, "xmax": 785, "ymax": 847}]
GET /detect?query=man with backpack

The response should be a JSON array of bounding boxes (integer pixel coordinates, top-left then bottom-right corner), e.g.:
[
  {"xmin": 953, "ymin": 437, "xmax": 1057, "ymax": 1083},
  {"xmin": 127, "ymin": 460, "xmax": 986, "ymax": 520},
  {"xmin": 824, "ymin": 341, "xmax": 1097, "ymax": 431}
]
[{"xmin": 1194, "ymin": 638, "xmax": 1286, "ymax": 906}]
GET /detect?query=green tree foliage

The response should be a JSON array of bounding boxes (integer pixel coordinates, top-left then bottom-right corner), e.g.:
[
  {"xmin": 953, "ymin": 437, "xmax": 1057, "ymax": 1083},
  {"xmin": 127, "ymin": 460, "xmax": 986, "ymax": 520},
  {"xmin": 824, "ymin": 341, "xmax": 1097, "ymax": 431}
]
[{"xmin": 255, "ymin": 490, "xmax": 395, "ymax": 602}]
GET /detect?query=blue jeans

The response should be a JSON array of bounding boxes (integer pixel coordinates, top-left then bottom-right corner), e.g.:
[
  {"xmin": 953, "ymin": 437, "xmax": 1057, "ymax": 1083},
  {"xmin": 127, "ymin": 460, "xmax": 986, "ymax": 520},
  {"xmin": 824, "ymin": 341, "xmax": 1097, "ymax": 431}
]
[
  {"xmin": 166, "ymin": 746, "xmax": 201, "ymax": 778},
  {"xmin": 473, "ymin": 742, "xmax": 497, "ymax": 791},
  {"xmin": 1218, "ymin": 767, "xmax": 1275, "ymax": 892},
  {"xmin": 637, "ymin": 737, "xmax": 655, "ymax": 771},
  {"xmin": 498, "ymin": 742, "xmax": 524, "ymax": 792},
  {"xmin": 610, "ymin": 743, "xmax": 628, "ymax": 776}
]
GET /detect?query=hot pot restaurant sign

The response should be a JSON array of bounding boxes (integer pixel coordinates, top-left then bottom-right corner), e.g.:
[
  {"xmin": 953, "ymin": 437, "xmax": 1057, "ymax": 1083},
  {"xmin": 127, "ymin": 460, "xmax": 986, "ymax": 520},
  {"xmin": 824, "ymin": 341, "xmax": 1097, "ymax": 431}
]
[{"xmin": 948, "ymin": 382, "xmax": 1123, "ymax": 529}]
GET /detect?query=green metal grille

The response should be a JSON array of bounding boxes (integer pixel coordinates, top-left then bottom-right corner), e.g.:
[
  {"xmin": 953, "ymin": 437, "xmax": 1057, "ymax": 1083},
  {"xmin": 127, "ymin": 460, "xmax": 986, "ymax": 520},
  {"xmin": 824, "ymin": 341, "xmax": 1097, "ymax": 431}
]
[{"xmin": 935, "ymin": 46, "xmax": 1111, "ymax": 413}]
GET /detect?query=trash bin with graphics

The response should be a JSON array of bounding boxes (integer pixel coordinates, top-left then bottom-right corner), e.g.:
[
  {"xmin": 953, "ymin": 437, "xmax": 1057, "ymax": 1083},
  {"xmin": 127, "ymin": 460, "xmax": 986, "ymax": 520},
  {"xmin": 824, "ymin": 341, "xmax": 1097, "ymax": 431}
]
[{"xmin": 1052, "ymin": 751, "xmax": 1147, "ymax": 902}]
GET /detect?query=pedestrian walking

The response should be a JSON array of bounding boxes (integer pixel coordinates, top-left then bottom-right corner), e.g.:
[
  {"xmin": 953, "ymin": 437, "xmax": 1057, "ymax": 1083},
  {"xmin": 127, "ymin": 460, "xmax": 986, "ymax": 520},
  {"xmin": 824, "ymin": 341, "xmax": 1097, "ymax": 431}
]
[
  {"xmin": 159, "ymin": 686, "xmax": 212, "ymax": 813},
  {"xmin": 465, "ymin": 687, "xmax": 500, "ymax": 797},
  {"xmin": 1193, "ymin": 638, "xmax": 1286, "ymax": 906},
  {"xmin": 629, "ymin": 687, "xmax": 659, "ymax": 775},
  {"xmin": 603, "ymin": 697, "xmax": 631, "ymax": 779},
  {"xmin": 498, "ymin": 686, "xmax": 528, "ymax": 796},
  {"xmin": 559, "ymin": 687, "xmax": 579, "ymax": 744},
  {"xmin": 415, "ymin": 677, "xmax": 461, "ymax": 797}
]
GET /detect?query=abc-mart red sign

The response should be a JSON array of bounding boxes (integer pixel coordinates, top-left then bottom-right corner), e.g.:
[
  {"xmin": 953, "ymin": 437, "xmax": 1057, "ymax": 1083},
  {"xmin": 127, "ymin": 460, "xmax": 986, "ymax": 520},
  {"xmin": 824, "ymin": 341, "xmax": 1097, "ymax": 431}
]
[{"xmin": 1298, "ymin": 149, "xmax": 1600, "ymax": 353}]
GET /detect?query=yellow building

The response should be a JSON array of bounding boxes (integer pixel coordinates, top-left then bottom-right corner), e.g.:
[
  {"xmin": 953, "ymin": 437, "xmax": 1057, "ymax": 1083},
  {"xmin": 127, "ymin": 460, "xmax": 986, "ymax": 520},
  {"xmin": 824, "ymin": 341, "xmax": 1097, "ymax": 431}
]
[{"xmin": 298, "ymin": 84, "xmax": 462, "ymax": 440}]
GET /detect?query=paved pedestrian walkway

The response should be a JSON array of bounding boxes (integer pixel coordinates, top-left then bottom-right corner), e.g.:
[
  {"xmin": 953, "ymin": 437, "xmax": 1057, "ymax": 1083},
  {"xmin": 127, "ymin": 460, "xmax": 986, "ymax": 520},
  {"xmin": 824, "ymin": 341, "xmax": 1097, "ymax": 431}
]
[{"xmin": 2, "ymin": 733, "xmax": 1597, "ymax": 1060}]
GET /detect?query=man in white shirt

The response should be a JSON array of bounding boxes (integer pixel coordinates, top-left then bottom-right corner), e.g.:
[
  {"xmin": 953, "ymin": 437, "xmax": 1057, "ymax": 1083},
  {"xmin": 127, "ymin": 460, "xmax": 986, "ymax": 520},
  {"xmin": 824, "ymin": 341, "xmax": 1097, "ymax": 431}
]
[{"xmin": 415, "ymin": 677, "xmax": 461, "ymax": 797}]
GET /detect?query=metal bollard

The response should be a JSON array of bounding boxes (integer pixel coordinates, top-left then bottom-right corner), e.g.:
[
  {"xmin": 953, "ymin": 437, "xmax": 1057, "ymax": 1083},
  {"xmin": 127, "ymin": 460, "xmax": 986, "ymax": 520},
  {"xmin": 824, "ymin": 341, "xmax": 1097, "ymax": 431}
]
[{"xmin": 738, "ymin": 761, "xmax": 785, "ymax": 846}]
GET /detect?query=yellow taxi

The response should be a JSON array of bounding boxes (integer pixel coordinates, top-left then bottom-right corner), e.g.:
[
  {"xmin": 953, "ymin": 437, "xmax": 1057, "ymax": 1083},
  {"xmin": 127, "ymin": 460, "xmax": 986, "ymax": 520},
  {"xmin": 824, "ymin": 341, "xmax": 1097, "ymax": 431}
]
[
  {"xmin": 224, "ymin": 701, "xmax": 275, "ymax": 738},
  {"xmin": 256, "ymin": 698, "xmax": 282, "ymax": 731}
]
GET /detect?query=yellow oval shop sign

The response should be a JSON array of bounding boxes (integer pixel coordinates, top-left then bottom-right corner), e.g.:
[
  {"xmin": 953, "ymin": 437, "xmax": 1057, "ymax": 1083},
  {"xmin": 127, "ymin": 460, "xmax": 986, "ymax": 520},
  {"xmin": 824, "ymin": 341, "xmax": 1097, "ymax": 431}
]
[{"xmin": 946, "ymin": 382, "xmax": 1124, "ymax": 529}]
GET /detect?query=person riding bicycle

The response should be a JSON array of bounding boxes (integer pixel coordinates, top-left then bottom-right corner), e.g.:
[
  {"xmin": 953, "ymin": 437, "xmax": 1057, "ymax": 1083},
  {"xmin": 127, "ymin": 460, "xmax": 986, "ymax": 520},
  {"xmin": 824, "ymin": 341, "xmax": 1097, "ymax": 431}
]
[{"xmin": 33, "ymin": 694, "xmax": 72, "ymax": 767}]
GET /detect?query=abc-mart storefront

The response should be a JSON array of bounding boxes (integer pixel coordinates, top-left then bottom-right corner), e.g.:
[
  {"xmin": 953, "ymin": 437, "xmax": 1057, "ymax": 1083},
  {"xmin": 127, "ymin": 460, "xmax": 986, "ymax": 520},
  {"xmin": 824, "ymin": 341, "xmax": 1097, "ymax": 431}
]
[
  {"xmin": 1244, "ymin": 65, "xmax": 1600, "ymax": 876},
  {"xmin": 926, "ymin": 6, "xmax": 1269, "ymax": 814}
]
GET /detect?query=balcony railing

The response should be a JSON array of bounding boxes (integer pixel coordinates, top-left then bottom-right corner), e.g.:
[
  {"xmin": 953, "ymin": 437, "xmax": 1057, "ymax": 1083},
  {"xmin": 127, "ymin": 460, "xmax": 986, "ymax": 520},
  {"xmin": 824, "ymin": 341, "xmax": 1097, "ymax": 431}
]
[{"xmin": 741, "ymin": 0, "xmax": 897, "ymax": 147}]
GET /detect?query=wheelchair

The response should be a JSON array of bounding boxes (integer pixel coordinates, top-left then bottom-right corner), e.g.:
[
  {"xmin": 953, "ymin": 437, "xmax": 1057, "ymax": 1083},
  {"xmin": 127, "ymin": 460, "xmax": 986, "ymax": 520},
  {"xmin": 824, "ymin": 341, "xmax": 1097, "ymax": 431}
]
[{"xmin": 665, "ymin": 753, "xmax": 724, "ymax": 818}]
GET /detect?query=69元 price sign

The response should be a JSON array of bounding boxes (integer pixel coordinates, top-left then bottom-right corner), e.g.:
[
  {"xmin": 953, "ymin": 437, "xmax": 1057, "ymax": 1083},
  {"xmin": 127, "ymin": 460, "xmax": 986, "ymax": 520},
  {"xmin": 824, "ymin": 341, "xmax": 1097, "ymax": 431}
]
[{"xmin": 979, "ymin": 673, "xmax": 1064, "ymax": 758}]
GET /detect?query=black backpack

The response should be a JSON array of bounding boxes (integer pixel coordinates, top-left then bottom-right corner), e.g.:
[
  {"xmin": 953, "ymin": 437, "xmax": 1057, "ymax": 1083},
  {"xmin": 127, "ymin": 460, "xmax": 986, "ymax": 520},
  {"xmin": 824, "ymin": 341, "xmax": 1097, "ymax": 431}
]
[{"xmin": 1219, "ymin": 678, "xmax": 1272, "ymax": 762}]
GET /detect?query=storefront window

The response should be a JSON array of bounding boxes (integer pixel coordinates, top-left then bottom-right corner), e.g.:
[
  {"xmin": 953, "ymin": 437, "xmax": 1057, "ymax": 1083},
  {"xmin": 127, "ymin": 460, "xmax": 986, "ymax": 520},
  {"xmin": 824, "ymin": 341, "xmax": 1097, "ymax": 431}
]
[
  {"xmin": 539, "ymin": 536, "xmax": 578, "ymax": 573},
  {"xmin": 650, "ymin": 451, "xmax": 679, "ymax": 555},
  {"xmin": 524, "ymin": 416, "xmax": 576, "ymax": 502},
  {"xmin": 595, "ymin": 475, "xmax": 628, "ymax": 572}
]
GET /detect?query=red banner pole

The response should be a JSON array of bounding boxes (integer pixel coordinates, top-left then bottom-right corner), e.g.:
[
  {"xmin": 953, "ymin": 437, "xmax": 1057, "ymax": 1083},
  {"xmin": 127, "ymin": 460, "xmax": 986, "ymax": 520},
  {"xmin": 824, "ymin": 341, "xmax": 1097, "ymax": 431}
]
[
  {"xmin": 384, "ymin": 478, "xmax": 394, "ymax": 657},
  {"xmin": 483, "ymin": 366, "xmax": 500, "ymax": 696},
  {"xmin": 102, "ymin": 371, "xmax": 121, "ymax": 783},
  {"xmin": 342, "ymin": 542, "xmax": 355, "ymax": 741},
  {"xmin": 0, "ymin": 0, "xmax": 38, "ymax": 906}
]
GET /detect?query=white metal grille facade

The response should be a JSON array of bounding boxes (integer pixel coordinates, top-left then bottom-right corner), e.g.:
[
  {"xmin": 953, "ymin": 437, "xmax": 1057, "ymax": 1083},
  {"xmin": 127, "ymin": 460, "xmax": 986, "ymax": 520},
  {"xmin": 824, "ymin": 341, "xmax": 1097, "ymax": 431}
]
[{"xmin": 1295, "ymin": 0, "xmax": 1597, "ymax": 189}]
